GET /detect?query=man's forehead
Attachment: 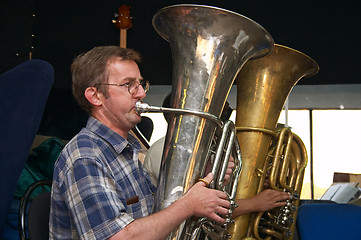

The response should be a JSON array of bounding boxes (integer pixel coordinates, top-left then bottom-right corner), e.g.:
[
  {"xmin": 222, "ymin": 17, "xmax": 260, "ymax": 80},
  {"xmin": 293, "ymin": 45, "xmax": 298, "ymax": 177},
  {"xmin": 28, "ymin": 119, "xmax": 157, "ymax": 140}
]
[
  {"xmin": 106, "ymin": 58, "xmax": 137, "ymax": 70},
  {"xmin": 106, "ymin": 59, "xmax": 142, "ymax": 79}
]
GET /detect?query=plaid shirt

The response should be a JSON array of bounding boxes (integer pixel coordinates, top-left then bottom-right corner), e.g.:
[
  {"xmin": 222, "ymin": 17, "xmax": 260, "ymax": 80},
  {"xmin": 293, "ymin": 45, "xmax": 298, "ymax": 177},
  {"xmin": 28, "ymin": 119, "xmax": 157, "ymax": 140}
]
[{"xmin": 49, "ymin": 117, "xmax": 156, "ymax": 240}]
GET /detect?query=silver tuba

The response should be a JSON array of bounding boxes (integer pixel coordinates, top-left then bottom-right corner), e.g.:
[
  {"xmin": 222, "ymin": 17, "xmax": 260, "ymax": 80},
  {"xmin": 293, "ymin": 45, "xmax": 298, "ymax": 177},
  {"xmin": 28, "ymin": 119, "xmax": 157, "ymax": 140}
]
[{"xmin": 138, "ymin": 4, "xmax": 274, "ymax": 240}]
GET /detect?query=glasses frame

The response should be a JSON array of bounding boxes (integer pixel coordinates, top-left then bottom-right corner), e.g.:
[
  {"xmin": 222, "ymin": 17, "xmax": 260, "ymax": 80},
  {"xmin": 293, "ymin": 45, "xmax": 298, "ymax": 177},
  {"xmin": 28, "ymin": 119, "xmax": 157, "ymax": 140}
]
[{"xmin": 95, "ymin": 79, "xmax": 149, "ymax": 95}]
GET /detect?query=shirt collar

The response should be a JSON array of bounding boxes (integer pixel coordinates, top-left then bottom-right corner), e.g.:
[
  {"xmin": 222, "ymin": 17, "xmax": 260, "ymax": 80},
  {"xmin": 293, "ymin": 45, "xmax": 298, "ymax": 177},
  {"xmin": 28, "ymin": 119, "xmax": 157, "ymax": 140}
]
[{"xmin": 86, "ymin": 116, "xmax": 141, "ymax": 154}]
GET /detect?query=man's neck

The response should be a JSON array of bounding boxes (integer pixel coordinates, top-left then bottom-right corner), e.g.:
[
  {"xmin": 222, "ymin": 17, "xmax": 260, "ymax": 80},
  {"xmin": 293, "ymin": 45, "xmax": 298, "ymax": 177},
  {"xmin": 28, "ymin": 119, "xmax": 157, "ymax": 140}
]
[{"xmin": 90, "ymin": 112, "xmax": 129, "ymax": 140}]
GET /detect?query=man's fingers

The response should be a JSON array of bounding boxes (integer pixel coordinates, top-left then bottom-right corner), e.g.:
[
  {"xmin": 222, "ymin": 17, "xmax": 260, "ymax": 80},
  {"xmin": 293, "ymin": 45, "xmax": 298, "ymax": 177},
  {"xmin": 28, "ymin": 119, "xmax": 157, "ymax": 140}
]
[
  {"xmin": 227, "ymin": 160, "xmax": 235, "ymax": 168},
  {"xmin": 198, "ymin": 172, "xmax": 214, "ymax": 187},
  {"xmin": 210, "ymin": 212, "xmax": 226, "ymax": 225},
  {"xmin": 216, "ymin": 206, "xmax": 229, "ymax": 216},
  {"xmin": 204, "ymin": 172, "xmax": 214, "ymax": 182}
]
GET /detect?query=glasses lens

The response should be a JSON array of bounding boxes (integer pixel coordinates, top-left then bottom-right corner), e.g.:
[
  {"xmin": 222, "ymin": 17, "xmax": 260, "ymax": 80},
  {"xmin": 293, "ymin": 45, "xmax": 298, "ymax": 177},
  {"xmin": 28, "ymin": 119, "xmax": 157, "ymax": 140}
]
[
  {"xmin": 128, "ymin": 81, "xmax": 137, "ymax": 95},
  {"xmin": 141, "ymin": 80, "xmax": 149, "ymax": 92},
  {"xmin": 128, "ymin": 80, "xmax": 149, "ymax": 94}
]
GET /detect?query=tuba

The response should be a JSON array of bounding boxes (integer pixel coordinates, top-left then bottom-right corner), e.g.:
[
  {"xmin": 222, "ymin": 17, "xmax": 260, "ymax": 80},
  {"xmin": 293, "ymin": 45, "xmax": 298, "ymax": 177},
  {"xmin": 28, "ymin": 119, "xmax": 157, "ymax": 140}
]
[
  {"xmin": 229, "ymin": 44, "xmax": 319, "ymax": 240},
  {"xmin": 139, "ymin": 4, "xmax": 274, "ymax": 240}
]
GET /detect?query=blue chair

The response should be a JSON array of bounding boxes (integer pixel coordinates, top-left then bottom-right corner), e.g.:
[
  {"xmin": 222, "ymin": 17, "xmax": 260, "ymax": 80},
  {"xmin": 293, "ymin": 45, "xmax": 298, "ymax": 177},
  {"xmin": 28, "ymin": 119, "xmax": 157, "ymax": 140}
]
[
  {"xmin": 0, "ymin": 60, "xmax": 54, "ymax": 236},
  {"xmin": 296, "ymin": 203, "xmax": 361, "ymax": 239}
]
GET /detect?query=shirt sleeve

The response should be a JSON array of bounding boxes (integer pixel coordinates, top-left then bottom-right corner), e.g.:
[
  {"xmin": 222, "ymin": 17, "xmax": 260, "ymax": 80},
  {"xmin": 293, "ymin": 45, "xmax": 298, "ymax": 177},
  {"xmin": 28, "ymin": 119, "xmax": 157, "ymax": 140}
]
[{"xmin": 60, "ymin": 157, "xmax": 134, "ymax": 239}]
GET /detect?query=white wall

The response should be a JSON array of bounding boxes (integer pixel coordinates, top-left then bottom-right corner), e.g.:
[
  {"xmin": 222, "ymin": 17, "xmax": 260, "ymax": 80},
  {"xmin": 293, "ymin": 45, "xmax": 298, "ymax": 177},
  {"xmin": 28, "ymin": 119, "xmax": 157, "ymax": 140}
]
[
  {"xmin": 142, "ymin": 84, "xmax": 361, "ymax": 199},
  {"xmin": 144, "ymin": 84, "xmax": 361, "ymax": 110}
]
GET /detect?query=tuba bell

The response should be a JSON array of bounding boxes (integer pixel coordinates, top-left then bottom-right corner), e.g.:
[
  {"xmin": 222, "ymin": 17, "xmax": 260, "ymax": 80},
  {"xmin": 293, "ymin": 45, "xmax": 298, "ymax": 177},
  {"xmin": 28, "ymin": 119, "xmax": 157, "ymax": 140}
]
[
  {"xmin": 139, "ymin": 4, "xmax": 275, "ymax": 240},
  {"xmin": 229, "ymin": 44, "xmax": 319, "ymax": 240}
]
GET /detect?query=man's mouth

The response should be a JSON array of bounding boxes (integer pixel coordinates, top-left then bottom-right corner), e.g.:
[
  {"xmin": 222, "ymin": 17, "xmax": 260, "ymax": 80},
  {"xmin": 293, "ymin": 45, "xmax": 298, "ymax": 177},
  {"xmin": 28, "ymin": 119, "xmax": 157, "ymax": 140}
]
[
  {"xmin": 134, "ymin": 101, "xmax": 143, "ymax": 115},
  {"xmin": 134, "ymin": 109, "xmax": 141, "ymax": 116},
  {"xmin": 134, "ymin": 102, "xmax": 142, "ymax": 116}
]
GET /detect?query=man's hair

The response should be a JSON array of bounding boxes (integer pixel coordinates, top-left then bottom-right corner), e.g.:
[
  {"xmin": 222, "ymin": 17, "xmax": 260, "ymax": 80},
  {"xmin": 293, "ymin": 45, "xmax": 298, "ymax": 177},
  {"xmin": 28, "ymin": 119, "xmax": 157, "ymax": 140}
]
[{"xmin": 71, "ymin": 46, "xmax": 141, "ymax": 115}]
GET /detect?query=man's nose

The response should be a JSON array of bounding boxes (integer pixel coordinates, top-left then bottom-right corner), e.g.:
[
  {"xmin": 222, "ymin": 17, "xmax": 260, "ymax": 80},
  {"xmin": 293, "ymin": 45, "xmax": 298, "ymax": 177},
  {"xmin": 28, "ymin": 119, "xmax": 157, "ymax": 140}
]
[{"xmin": 134, "ymin": 85, "xmax": 147, "ymax": 98}]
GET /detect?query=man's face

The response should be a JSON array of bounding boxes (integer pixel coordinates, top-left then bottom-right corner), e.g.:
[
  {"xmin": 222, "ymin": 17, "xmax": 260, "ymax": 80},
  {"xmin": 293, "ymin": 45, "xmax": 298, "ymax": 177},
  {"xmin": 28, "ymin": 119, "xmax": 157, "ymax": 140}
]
[{"xmin": 99, "ymin": 59, "xmax": 146, "ymax": 135}]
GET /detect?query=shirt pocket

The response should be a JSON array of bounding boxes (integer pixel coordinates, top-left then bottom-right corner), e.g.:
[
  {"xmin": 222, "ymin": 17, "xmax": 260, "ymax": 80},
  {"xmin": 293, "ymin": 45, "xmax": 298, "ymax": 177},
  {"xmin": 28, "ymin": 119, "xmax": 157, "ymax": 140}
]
[{"xmin": 126, "ymin": 201, "xmax": 143, "ymax": 219}]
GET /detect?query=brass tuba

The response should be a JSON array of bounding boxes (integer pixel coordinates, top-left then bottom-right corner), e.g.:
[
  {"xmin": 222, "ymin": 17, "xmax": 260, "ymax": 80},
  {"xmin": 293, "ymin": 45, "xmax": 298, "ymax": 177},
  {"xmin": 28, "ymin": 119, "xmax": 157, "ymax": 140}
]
[
  {"xmin": 143, "ymin": 4, "xmax": 275, "ymax": 240},
  {"xmin": 229, "ymin": 44, "xmax": 319, "ymax": 240}
]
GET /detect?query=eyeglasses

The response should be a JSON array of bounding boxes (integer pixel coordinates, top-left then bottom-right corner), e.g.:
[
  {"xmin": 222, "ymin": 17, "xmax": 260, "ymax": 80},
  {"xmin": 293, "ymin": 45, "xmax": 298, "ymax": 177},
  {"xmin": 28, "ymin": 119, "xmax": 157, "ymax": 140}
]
[{"xmin": 95, "ymin": 79, "xmax": 149, "ymax": 95}]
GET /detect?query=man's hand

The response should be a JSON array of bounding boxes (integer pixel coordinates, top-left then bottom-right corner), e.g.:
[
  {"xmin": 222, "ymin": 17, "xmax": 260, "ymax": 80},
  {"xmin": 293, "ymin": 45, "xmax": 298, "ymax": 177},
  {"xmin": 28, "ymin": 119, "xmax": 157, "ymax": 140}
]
[
  {"xmin": 223, "ymin": 156, "xmax": 235, "ymax": 185},
  {"xmin": 252, "ymin": 189, "xmax": 291, "ymax": 212},
  {"xmin": 181, "ymin": 173, "xmax": 230, "ymax": 224},
  {"xmin": 232, "ymin": 189, "xmax": 291, "ymax": 217}
]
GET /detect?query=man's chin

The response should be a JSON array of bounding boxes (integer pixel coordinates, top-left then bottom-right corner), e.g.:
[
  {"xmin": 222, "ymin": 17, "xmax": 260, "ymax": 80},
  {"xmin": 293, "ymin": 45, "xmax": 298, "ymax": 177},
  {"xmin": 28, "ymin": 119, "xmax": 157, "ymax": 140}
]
[
  {"xmin": 129, "ymin": 108, "xmax": 143, "ymax": 126},
  {"xmin": 133, "ymin": 113, "xmax": 142, "ymax": 124}
]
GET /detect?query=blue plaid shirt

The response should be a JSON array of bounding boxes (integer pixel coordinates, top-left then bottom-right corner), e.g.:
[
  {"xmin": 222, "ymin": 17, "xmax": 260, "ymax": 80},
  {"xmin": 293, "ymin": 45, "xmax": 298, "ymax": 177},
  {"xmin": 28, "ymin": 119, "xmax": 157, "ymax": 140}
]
[{"xmin": 49, "ymin": 117, "xmax": 156, "ymax": 240}]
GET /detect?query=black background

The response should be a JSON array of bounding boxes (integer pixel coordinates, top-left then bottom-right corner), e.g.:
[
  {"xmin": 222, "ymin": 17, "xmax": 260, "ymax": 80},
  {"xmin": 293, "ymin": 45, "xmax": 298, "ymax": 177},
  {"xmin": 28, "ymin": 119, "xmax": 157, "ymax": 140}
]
[
  {"xmin": 1, "ymin": 0, "xmax": 360, "ymax": 88},
  {"xmin": 0, "ymin": 0, "xmax": 360, "ymax": 139}
]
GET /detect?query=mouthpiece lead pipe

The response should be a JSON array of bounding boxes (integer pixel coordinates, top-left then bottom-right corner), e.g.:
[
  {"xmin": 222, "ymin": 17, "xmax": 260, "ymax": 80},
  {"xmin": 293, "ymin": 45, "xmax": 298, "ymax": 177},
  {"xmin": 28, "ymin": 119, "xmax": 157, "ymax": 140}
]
[{"xmin": 135, "ymin": 101, "xmax": 223, "ymax": 128}]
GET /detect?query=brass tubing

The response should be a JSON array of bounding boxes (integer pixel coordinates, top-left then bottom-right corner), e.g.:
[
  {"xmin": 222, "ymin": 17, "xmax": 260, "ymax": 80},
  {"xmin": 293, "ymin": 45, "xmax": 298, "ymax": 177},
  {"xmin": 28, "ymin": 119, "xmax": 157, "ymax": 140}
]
[
  {"xmin": 230, "ymin": 44, "xmax": 319, "ymax": 240},
  {"xmin": 279, "ymin": 128, "xmax": 294, "ymax": 193}
]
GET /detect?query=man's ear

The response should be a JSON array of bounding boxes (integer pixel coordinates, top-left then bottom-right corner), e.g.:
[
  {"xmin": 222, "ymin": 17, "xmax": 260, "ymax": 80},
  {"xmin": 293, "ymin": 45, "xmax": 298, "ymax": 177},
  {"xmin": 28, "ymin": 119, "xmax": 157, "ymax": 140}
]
[{"xmin": 84, "ymin": 87, "xmax": 103, "ymax": 106}]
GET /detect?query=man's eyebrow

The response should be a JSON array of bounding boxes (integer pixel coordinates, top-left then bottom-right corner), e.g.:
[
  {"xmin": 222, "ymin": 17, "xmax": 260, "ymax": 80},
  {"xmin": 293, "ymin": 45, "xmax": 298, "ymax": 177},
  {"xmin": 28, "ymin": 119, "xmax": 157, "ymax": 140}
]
[
  {"xmin": 121, "ymin": 77, "xmax": 144, "ymax": 82},
  {"xmin": 122, "ymin": 77, "xmax": 136, "ymax": 82}
]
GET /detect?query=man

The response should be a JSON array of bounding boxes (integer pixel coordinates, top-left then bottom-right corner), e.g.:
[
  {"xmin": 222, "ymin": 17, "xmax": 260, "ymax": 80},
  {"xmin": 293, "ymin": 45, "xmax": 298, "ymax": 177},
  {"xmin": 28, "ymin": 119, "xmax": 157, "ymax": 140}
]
[
  {"xmin": 144, "ymin": 94, "xmax": 291, "ymax": 218},
  {"xmin": 49, "ymin": 46, "xmax": 230, "ymax": 240}
]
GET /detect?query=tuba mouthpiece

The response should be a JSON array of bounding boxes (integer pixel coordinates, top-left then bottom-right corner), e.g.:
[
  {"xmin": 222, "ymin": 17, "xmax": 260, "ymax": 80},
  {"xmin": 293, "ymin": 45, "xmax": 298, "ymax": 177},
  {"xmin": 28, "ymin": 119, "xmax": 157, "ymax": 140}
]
[{"xmin": 135, "ymin": 101, "xmax": 151, "ymax": 114}]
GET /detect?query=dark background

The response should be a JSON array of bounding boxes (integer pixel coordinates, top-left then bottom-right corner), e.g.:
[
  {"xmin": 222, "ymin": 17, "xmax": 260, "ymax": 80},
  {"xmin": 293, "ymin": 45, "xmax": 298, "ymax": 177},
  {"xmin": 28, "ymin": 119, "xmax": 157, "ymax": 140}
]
[{"xmin": 1, "ymin": 0, "xmax": 360, "ymax": 139}]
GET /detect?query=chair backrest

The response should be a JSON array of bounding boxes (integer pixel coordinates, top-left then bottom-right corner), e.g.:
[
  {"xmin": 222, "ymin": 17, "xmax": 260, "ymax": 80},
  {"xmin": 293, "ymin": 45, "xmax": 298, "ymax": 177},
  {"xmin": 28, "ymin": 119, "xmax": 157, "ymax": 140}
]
[
  {"xmin": 18, "ymin": 180, "xmax": 52, "ymax": 240},
  {"xmin": 0, "ymin": 60, "xmax": 54, "ymax": 234},
  {"xmin": 296, "ymin": 203, "xmax": 361, "ymax": 239}
]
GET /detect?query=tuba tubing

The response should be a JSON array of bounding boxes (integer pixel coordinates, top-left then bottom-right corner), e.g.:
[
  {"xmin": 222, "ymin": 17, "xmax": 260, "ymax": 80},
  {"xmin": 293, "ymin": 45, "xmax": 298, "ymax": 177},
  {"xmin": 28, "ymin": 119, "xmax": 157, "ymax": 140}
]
[
  {"xmin": 229, "ymin": 44, "xmax": 319, "ymax": 240},
  {"xmin": 151, "ymin": 4, "xmax": 274, "ymax": 240},
  {"xmin": 136, "ymin": 102, "xmax": 243, "ymax": 237}
]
